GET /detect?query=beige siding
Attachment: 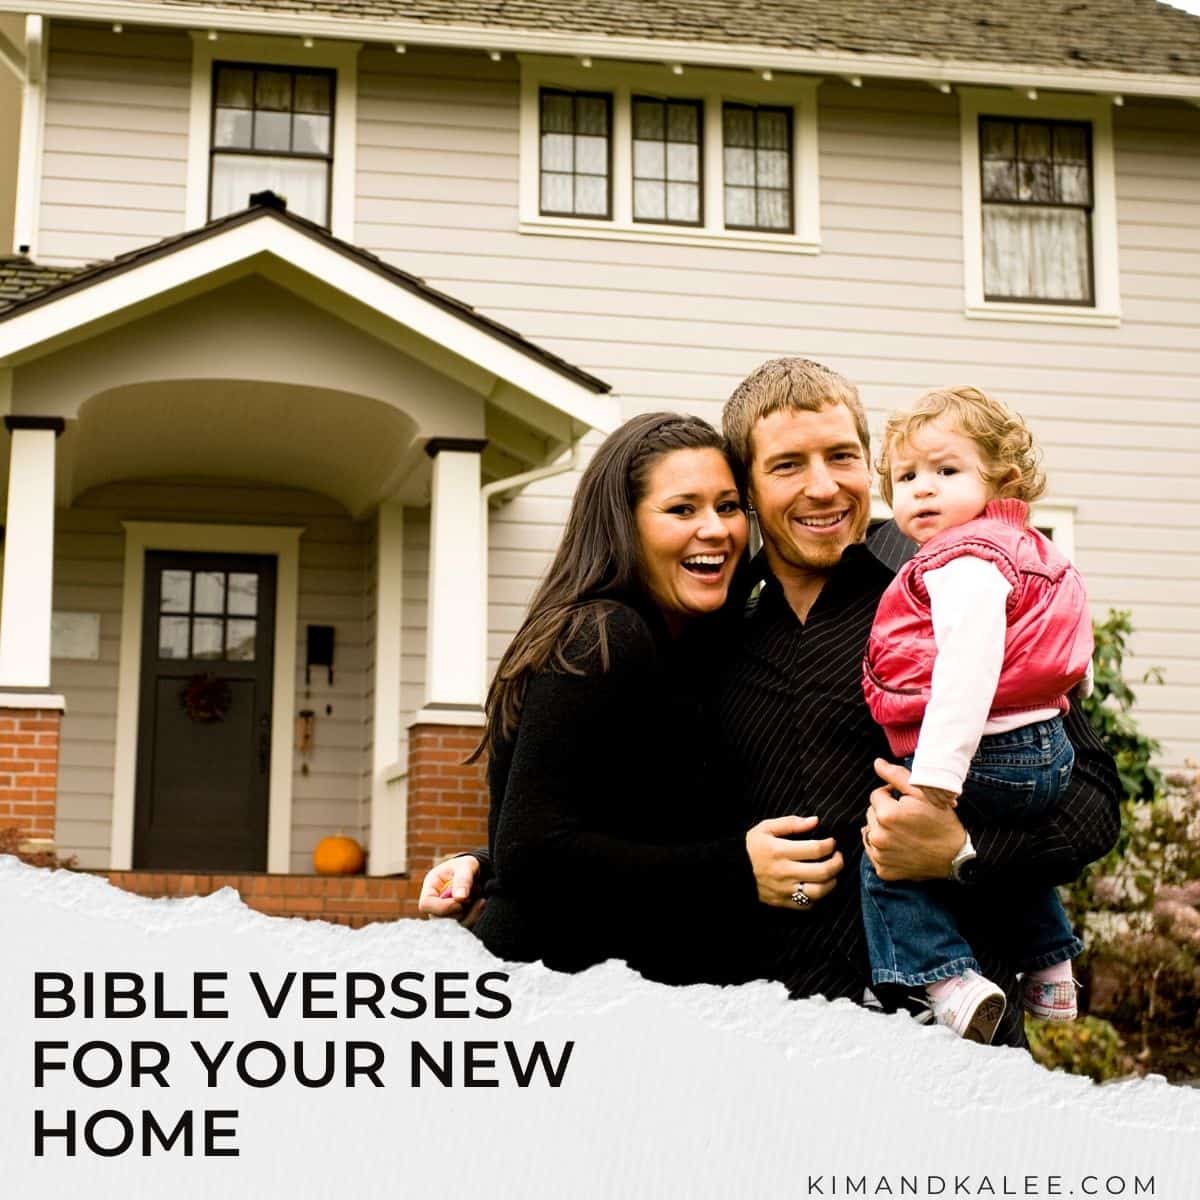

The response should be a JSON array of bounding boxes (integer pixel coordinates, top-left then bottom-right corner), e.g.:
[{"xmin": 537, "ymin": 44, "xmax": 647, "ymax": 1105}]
[
  {"xmin": 357, "ymin": 48, "xmax": 1200, "ymax": 768},
  {"xmin": 49, "ymin": 481, "xmax": 371, "ymax": 871},
  {"xmin": 37, "ymin": 22, "xmax": 189, "ymax": 265},
  {"xmin": 0, "ymin": 14, "xmax": 22, "ymax": 253}
]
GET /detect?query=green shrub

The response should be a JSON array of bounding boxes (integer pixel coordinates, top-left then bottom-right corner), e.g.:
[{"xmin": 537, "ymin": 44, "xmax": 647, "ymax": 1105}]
[{"xmin": 1026, "ymin": 1014, "xmax": 1129, "ymax": 1083}]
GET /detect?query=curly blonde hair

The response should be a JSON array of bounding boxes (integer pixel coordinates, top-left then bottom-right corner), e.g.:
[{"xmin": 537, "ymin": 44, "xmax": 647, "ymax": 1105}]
[{"xmin": 877, "ymin": 386, "xmax": 1046, "ymax": 508}]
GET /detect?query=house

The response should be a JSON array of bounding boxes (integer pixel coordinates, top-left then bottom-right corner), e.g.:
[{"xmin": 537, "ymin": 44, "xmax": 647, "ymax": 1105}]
[{"xmin": 0, "ymin": 0, "xmax": 1197, "ymax": 922}]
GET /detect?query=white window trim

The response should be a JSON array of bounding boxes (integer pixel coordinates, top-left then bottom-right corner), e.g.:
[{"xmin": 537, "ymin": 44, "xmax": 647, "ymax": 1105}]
[
  {"xmin": 110, "ymin": 522, "xmax": 303, "ymax": 873},
  {"xmin": 958, "ymin": 88, "xmax": 1120, "ymax": 327},
  {"xmin": 518, "ymin": 56, "xmax": 820, "ymax": 253},
  {"xmin": 185, "ymin": 32, "xmax": 360, "ymax": 241},
  {"xmin": 871, "ymin": 496, "xmax": 1078, "ymax": 559}
]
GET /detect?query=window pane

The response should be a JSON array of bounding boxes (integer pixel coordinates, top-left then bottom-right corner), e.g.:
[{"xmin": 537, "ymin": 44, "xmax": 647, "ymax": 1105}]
[
  {"xmin": 757, "ymin": 189, "xmax": 790, "ymax": 230},
  {"xmin": 724, "ymin": 185, "xmax": 756, "ymax": 226},
  {"xmin": 194, "ymin": 571, "xmax": 225, "ymax": 614},
  {"xmin": 634, "ymin": 140, "xmax": 665, "ymax": 179},
  {"xmin": 668, "ymin": 103, "xmax": 698, "ymax": 143},
  {"xmin": 1018, "ymin": 122, "xmax": 1050, "ymax": 162},
  {"xmin": 294, "ymin": 73, "xmax": 331, "ymax": 114},
  {"xmin": 983, "ymin": 205, "xmax": 1091, "ymax": 302},
  {"xmin": 1055, "ymin": 163, "xmax": 1091, "ymax": 205},
  {"xmin": 667, "ymin": 142, "xmax": 699, "ymax": 183},
  {"xmin": 215, "ymin": 67, "xmax": 253, "ymax": 108},
  {"xmin": 541, "ymin": 132, "xmax": 573, "ymax": 172},
  {"xmin": 757, "ymin": 148, "xmax": 789, "ymax": 189},
  {"xmin": 756, "ymin": 110, "xmax": 788, "ymax": 150},
  {"xmin": 228, "ymin": 573, "xmax": 258, "ymax": 616},
  {"xmin": 292, "ymin": 113, "xmax": 331, "ymax": 155},
  {"xmin": 634, "ymin": 99, "xmax": 664, "ymax": 140},
  {"xmin": 192, "ymin": 618, "xmax": 224, "ymax": 661},
  {"xmin": 540, "ymin": 172, "xmax": 573, "ymax": 212},
  {"xmin": 541, "ymin": 92, "xmax": 573, "ymax": 133},
  {"xmin": 633, "ymin": 178, "xmax": 666, "ymax": 220},
  {"xmin": 161, "ymin": 570, "xmax": 191, "ymax": 613},
  {"xmin": 724, "ymin": 146, "xmax": 755, "ymax": 186},
  {"xmin": 214, "ymin": 107, "xmax": 253, "ymax": 149},
  {"xmin": 981, "ymin": 119, "xmax": 1015, "ymax": 159},
  {"xmin": 982, "ymin": 159, "xmax": 1017, "ymax": 201},
  {"xmin": 1018, "ymin": 160, "xmax": 1054, "ymax": 203},
  {"xmin": 575, "ymin": 96, "xmax": 608, "ymax": 136},
  {"xmin": 211, "ymin": 155, "xmax": 329, "ymax": 223},
  {"xmin": 256, "ymin": 70, "xmax": 292, "ymax": 111},
  {"xmin": 226, "ymin": 619, "xmax": 257, "ymax": 662},
  {"xmin": 254, "ymin": 110, "xmax": 292, "ymax": 153},
  {"xmin": 574, "ymin": 134, "xmax": 607, "ymax": 175},
  {"xmin": 1053, "ymin": 124, "xmax": 1087, "ymax": 163},
  {"xmin": 575, "ymin": 175, "xmax": 608, "ymax": 216},
  {"xmin": 158, "ymin": 616, "xmax": 190, "ymax": 660},
  {"xmin": 723, "ymin": 106, "xmax": 754, "ymax": 147},
  {"xmin": 667, "ymin": 181, "xmax": 700, "ymax": 223}
]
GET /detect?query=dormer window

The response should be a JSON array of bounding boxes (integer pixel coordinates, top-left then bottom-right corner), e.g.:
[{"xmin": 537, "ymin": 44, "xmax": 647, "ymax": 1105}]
[{"xmin": 209, "ymin": 63, "xmax": 335, "ymax": 226}]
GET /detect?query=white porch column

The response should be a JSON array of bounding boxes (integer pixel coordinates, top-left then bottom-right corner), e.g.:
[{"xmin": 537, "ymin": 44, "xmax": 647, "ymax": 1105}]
[
  {"xmin": 416, "ymin": 437, "xmax": 488, "ymax": 724},
  {"xmin": 369, "ymin": 501, "xmax": 407, "ymax": 874},
  {"xmin": 0, "ymin": 417, "xmax": 64, "ymax": 688}
]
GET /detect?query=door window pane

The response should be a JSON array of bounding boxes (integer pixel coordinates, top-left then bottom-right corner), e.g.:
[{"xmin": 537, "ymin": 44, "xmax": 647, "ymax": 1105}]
[
  {"xmin": 160, "ymin": 570, "xmax": 191, "ymax": 613},
  {"xmin": 226, "ymin": 620, "xmax": 257, "ymax": 662},
  {"xmin": 158, "ymin": 616, "xmax": 190, "ymax": 660},
  {"xmin": 192, "ymin": 618, "xmax": 224, "ymax": 661},
  {"xmin": 194, "ymin": 572, "xmax": 226, "ymax": 614},
  {"xmin": 228, "ymin": 573, "xmax": 258, "ymax": 616}
]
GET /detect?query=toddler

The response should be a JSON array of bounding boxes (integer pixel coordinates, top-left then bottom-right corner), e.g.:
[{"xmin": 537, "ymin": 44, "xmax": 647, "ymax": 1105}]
[{"xmin": 861, "ymin": 386, "xmax": 1094, "ymax": 1043}]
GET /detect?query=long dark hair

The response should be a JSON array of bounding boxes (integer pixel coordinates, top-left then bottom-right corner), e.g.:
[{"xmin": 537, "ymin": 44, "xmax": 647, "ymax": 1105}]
[{"xmin": 475, "ymin": 412, "xmax": 731, "ymax": 759}]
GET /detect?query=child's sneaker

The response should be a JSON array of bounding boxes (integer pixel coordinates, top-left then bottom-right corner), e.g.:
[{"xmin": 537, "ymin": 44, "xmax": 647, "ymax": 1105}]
[
  {"xmin": 1022, "ymin": 977, "xmax": 1078, "ymax": 1022},
  {"xmin": 927, "ymin": 970, "xmax": 1006, "ymax": 1043}
]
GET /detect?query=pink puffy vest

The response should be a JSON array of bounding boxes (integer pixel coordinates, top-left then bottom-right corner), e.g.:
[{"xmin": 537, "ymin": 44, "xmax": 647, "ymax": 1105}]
[{"xmin": 862, "ymin": 498, "xmax": 1094, "ymax": 757}]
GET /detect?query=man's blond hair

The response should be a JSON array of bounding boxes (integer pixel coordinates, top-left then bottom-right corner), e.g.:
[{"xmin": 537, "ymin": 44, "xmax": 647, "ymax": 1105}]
[
  {"xmin": 722, "ymin": 358, "xmax": 869, "ymax": 481},
  {"xmin": 877, "ymin": 386, "xmax": 1046, "ymax": 507}
]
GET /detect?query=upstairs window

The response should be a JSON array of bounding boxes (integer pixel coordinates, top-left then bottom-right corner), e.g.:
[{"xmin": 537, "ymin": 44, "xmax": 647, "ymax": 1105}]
[
  {"xmin": 632, "ymin": 96, "xmax": 703, "ymax": 226},
  {"xmin": 979, "ymin": 116, "xmax": 1093, "ymax": 305},
  {"xmin": 722, "ymin": 103, "xmax": 793, "ymax": 233},
  {"xmin": 209, "ymin": 63, "xmax": 335, "ymax": 226},
  {"xmin": 539, "ymin": 89, "xmax": 612, "ymax": 219}
]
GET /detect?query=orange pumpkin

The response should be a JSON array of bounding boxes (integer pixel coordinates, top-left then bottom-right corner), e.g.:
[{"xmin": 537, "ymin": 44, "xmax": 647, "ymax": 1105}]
[{"xmin": 313, "ymin": 834, "xmax": 365, "ymax": 876}]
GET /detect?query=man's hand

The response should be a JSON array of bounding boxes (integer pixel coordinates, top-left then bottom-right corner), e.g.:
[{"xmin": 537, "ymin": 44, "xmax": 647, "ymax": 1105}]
[
  {"xmin": 418, "ymin": 854, "xmax": 481, "ymax": 919},
  {"xmin": 745, "ymin": 814, "xmax": 844, "ymax": 908},
  {"xmin": 862, "ymin": 759, "xmax": 966, "ymax": 882}
]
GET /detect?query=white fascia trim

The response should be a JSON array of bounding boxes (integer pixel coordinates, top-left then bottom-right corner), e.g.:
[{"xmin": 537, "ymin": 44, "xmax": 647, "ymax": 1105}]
[
  {"xmin": 186, "ymin": 31, "xmax": 360, "ymax": 241},
  {"xmin": 0, "ymin": 217, "xmax": 619, "ymax": 434},
  {"xmin": 958, "ymin": 88, "xmax": 1121, "ymax": 326},
  {"xmin": 4, "ymin": 0, "xmax": 1200, "ymax": 101},
  {"xmin": 111, "ymin": 521, "xmax": 303, "ymax": 873},
  {"xmin": 11, "ymin": 15, "xmax": 46, "ymax": 256},
  {"xmin": 518, "ymin": 56, "xmax": 820, "ymax": 252}
]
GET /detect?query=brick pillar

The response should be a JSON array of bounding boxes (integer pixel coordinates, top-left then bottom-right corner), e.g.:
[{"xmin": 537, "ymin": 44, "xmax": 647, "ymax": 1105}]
[
  {"xmin": 0, "ymin": 705, "xmax": 61, "ymax": 843},
  {"xmin": 405, "ymin": 723, "xmax": 489, "ymax": 879}
]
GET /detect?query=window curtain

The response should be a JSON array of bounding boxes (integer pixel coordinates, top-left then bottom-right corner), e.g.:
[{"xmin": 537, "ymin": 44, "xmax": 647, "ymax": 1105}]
[
  {"xmin": 982, "ymin": 205, "xmax": 1091, "ymax": 303},
  {"xmin": 211, "ymin": 155, "xmax": 329, "ymax": 225}
]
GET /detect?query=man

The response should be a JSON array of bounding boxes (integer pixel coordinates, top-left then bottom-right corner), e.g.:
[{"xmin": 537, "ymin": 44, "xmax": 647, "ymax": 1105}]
[{"xmin": 422, "ymin": 358, "xmax": 1121, "ymax": 1048}]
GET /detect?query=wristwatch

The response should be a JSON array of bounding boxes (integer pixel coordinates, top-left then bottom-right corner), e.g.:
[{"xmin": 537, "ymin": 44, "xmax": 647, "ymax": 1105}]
[{"xmin": 949, "ymin": 831, "xmax": 978, "ymax": 883}]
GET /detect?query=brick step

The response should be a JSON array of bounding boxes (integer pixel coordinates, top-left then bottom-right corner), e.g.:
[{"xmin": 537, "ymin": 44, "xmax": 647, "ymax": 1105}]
[{"xmin": 97, "ymin": 870, "xmax": 422, "ymax": 927}]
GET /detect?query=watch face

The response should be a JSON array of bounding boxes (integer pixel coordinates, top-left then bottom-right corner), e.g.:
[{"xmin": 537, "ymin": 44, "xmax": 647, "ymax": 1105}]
[{"xmin": 955, "ymin": 856, "xmax": 978, "ymax": 883}]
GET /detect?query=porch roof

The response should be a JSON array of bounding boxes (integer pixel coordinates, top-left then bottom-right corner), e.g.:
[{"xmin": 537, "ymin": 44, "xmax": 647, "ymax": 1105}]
[{"xmin": 0, "ymin": 195, "xmax": 611, "ymax": 400}]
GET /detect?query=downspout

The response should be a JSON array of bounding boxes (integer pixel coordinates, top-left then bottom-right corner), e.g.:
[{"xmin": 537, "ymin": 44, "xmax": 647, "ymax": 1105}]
[{"xmin": 12, "ymin": 14, "xmax": 45, "ymax": 256}]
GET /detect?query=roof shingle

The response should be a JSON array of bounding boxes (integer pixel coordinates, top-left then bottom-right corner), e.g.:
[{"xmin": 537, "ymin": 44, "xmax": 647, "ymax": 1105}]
[{"xmin": 142, "ymin": 0, "xmax": 1200, "ymax": 78}]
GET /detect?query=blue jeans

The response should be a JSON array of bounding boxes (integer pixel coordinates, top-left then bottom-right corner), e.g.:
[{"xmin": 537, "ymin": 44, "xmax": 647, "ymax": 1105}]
[{"xmin": 861, "ymin": 717, "xmax": 1084, "ymax": 987}]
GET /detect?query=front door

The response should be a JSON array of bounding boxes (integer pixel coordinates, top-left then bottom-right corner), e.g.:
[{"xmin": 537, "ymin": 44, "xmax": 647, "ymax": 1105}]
[{"xmin": 133, "ymin": 551, "xmax": 276, "ymax": 870}]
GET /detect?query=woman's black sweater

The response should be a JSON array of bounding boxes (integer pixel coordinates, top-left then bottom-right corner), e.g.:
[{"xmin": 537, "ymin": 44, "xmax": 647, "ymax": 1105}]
[{"xmin": 473, "ymin": 601, "xmax": 759, "ymax": 984}]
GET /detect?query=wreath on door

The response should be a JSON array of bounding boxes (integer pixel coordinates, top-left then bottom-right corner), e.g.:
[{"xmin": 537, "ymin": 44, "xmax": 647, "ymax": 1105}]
[{"xmin": 180, "ymin": 673, "xmax": 232, "ymax": 723}]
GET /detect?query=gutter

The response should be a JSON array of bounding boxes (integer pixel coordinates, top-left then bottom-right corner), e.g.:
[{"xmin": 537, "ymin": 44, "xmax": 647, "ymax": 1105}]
[{"xmin": 2, "ymin": 0, "xmax": 1200, "ymax": 102}]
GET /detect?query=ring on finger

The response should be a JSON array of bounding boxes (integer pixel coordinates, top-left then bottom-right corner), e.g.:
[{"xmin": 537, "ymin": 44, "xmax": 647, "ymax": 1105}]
[{"xmin": 790, "ymin": 883, "xmax": 811, "ymax": 908}]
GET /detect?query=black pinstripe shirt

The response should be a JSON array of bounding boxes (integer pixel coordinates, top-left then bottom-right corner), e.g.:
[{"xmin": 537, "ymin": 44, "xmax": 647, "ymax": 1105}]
[{"xmin": 715, "ymin": 528, "xmax": 1122, "ymax": 1045}]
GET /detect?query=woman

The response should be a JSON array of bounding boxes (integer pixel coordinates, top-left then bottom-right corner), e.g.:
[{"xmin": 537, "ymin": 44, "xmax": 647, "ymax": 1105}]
[{"xmin": 421, "ymin": 413, "xmax": 843, "ymax": 984}]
